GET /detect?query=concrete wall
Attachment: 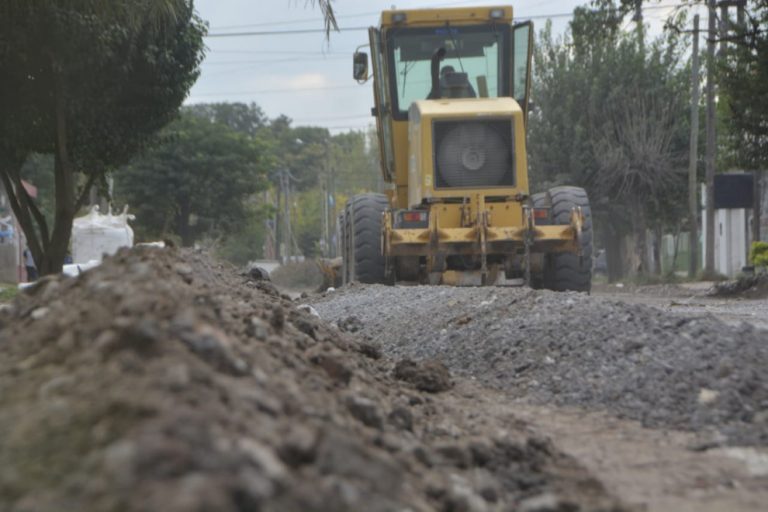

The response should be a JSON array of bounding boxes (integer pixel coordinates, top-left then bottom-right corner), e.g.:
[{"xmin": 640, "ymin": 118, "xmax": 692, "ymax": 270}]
[
  {"xmin": 0, "ymin": 182, "xmax": 22, "ymax": 283},
  {"xmin": 701, "ymin": 173, "xmax": 768, "ymax": 277},
  {"xmin": 0, "ymin": 242, "xmax": 19, "ymax": 283}
]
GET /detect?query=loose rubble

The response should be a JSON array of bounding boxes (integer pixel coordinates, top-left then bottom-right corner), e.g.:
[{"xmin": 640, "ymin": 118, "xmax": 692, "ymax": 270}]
[
  {"xmin": 0, "ymin": 248, "xmax": 624, "ymax": 512},
  {"xmin": 711, "ymin": 274, "xmax": 768, "ymax": 299}
]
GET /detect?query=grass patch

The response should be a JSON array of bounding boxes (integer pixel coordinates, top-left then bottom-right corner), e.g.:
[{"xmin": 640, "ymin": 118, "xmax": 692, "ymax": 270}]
[{"xmin": 0, "ymin": 285, "xmax": 18, "ymax": 303}]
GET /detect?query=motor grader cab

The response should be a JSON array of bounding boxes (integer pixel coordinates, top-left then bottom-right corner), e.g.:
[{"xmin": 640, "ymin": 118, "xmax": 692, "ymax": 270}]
[{"xmin": 341, "ymin": 5, "xmax": 592, "ymax": 290}]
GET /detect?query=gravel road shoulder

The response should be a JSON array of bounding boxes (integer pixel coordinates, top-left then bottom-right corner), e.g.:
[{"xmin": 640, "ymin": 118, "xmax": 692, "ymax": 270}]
[
  {"xmin": 310, "ymin": 282, "xmax": 768, "ymax": 511},
  {"xmin": 310, "ymin": 284, "xmax": 768, "ymax": 445}
]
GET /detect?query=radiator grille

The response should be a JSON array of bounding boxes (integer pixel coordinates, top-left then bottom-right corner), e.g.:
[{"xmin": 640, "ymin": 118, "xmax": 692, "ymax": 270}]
[{"xmin": 433, "ymin": 119, "xmax": 514, "ymax": 189}]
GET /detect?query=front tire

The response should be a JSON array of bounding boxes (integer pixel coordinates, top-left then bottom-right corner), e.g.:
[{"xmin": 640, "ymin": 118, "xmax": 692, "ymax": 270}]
[
  {"xmin": 544, "ymin": 186, "xmax": 593, "ymax": 292},
  {"xmin": 346, "ymin": 193, "xmax": 388, "ymax": 284}
]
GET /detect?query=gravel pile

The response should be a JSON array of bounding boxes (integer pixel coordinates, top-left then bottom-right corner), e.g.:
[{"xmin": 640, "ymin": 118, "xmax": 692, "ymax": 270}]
[
  {"xmin": 711, "ymin": 274, "xmax": 768, "ymax": 299},
  {"xmin": 312, "ymin": 284, "xmax": 768, "ymax": 446},
  {"xmin": 0, "ymin": 248, "xmax": 623, "ymax": 512}
]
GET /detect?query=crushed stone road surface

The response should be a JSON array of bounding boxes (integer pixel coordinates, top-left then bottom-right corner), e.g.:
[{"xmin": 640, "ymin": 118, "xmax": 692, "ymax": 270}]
[
  {"xmin": 311, "ymin": 283, "xmax": 768, "ymax": 510},
  {"xmin": 311, "ymin": 284, "xmax": 768, "ymax": 446}
]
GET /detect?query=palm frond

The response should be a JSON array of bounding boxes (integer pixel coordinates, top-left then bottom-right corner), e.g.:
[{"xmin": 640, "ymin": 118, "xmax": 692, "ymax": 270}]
[{"xmin": 307, "ymin": 0, "xmax": 338, "ymax": 39}]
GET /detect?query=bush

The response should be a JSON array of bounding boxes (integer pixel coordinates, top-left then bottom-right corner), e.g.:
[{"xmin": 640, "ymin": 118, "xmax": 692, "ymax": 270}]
[
  {"xmin": 0, "ymin": 286, "xmax": 18, "ymax": 303},
  {"xmin": 750, "ymin": 241, "xmax": 768, "ymax": 268}
]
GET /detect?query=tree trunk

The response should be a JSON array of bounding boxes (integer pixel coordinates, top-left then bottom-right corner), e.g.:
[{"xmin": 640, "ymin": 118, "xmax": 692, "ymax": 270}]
[
  {"xmin": 0, "ymin": 154, "xmax": 49, "ymax": 269},
  {"xmin": 653, "ymin": 223, "xmax": 663, "ymax": 275},
  {"xmin": 605, "ymin": 225, "xmax": 625, "ymax": 282},
  {"xmin": 622, "ymin": 234, "xmax": 640, "ymax": 279},
  {"xmin": 177, "ymin": 196, "xmax": 193, "ymax": 246},
  {"xmin": 631, "ymin": 196, "xmax": 648, "ymax": 276},
  {"xmin": 671, "ymin": 220, "xmax": 682, "ymax": 275},
  {"xmin": 41, "ymin": 64, "xmax": 77, "ymax": 276}
]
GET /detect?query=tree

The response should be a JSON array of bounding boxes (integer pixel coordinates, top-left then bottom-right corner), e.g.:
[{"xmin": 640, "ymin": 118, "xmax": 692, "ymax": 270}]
[
  {"xmin": 0, "ymin": 1, "xmax": 205, "ymax": 274},
  {"xmin": 720, "ymin": 0, "xmax": 768, "ymax": 170},
  {"xmin": 528, "ymin": 3, "xmax": 690, "ymax": 279},
  {"xmin": 186, "ymin": 102, "xmax": 269, "ymax": 137},
  {"xmin": 115, "ymin": 110, "xmax": 271, "ymax": 246}
]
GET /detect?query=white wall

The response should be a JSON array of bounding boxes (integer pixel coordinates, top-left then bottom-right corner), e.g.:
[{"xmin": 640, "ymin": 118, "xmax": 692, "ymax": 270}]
[{"xmin": 702, "ymin": 184, "xmax": 750, "ymax": 277}]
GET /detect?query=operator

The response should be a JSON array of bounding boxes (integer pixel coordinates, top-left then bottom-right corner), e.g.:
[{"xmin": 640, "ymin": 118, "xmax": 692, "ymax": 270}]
[{"xmin": 438, "ymin": 65, "xmax": 477, "ymax": 98}]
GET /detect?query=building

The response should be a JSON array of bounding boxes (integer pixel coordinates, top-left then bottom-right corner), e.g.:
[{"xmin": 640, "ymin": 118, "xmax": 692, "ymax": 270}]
[
  {"xmin": 0, "ymin": 180, "xmax": 37, "ymax": 283},
  {"xmin": 702, "ymin": 172, "xmax": 767, "ymax": 277}
]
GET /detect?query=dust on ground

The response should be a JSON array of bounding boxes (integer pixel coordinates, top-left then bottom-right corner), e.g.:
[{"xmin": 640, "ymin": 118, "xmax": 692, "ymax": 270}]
[{"xmin": 0, "ymin": 247, "xmax": 624, "ymax": 512}]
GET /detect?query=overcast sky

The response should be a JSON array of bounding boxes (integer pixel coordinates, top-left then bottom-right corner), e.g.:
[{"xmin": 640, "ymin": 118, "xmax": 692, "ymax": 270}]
[{"xmin": 187, "ymin": 0, "xmax": 697, "ymax": 133}]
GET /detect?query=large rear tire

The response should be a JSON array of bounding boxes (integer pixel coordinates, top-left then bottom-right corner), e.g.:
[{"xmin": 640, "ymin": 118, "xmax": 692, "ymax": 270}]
[
  {"xmin": 346, "ymin": 193, "xmax": 388, "ymax": 284},
  {"xmin": 544, "ymin": 186, "xmax": 593, "ymax": 292}
]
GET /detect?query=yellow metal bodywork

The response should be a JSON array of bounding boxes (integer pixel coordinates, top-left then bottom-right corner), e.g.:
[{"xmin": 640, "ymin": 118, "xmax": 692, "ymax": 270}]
[
  {"xmin": 383, "ymin": 95, "xmax": 580, "ymax": 272},
  {"xmin": 381, "ymin": 6, "xmax": 513, "ymax": 27},
  {"xmin": 364, "ymin": 5, "xmax": 581, "ymax": 283},
  {"xmin": 407, "ymin": 97, "xmax": 528, "ymax": 205},
  {"xmin": 375, "ymin": 6, "xmax": 515, "ymax": 209}
]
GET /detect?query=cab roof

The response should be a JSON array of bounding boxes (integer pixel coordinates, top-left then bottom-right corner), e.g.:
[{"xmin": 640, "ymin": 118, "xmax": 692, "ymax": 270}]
[{"xmin": 380, "ymin": 6, "xmax": 513, "ymax": 28}]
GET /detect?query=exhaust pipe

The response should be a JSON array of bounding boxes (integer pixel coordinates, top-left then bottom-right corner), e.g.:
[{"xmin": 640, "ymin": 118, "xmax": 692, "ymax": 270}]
[{"xmin": 429, "ymin": 47, "xmax": 447, "ymax": 99}]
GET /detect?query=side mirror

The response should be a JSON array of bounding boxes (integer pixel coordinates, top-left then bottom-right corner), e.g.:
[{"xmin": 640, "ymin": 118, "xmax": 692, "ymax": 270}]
[{"xmin": 353, "ymin": 52, "xmax": 368, "ymax": 81}]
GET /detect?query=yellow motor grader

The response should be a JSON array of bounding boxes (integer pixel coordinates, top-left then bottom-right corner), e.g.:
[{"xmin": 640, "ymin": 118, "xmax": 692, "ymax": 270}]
[{"xmin": 340, "ymin": 5, "xmax": 592, "ymax": 290}]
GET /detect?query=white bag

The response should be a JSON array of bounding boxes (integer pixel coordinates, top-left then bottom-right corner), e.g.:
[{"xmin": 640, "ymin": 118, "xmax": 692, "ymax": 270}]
[{"xmin": 72, "ymin": 206, "xmax": 135, "ymax": 264}]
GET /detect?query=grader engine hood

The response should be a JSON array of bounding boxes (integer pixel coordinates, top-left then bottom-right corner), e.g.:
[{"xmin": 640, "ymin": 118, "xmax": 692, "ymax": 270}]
[{"xmin": 407, "ymin": 97, "xmax": 528, "ymax": 207}]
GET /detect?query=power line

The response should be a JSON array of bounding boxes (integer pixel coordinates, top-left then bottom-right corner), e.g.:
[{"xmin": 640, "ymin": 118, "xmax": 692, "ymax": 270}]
[
  {"xmin": 191, "ymin": 84, "xmax": 362, "ymax": 97},
  {"xmin": 203, "ymin": 55, "xmax": 347, "ymax": 66},
  {"xmin": 292, "ymin": 114, "xmax": 371, "ymax": 122},
  {"xmin": 207, "ymin": 26, "xmax": 368, "ymax": 38},
  {"xmin": 207, "ymin": 0, "xmax": 504, "ymax": 31},
  {"xmin": 207, "ymin": 49, "xmax": 349, "ymax": 55},
  {"xmin": 205, "ymin": 3, "xmax": 690, "ymax": 38},
  {"xmin": 210, "ymin": 11, "xmax": 380, "ymax": 31}
]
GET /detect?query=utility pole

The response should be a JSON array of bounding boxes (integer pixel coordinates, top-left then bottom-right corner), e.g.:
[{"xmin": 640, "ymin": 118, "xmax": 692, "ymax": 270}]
[
  {"xmin": 284, "ymin": 170, "xmax": 293, "ymax": 262},
  {"xmin": 634, "ymin": 0, "xmax": 644, "ymax": 50},
  {"xmin": 688, "ymin": 14, "xmax": 701, "ymax": 278},
  {"xmin": 704, "ymin": 0, "xmax": 717, "ymax": 275},
  {"xmin": 329, "ymin": 165, "xmax": 337, "ymax": 257},
  {"xmin": 719, "ymin": 2, "xmax": 729, "ymax": 55},
  {"xmin": 275, "ymin": 176, "xmax": 282, "ymax": 260},
  {"xmin": 322, "ymin": 139, "xmax": 330, "ymax": 257}
]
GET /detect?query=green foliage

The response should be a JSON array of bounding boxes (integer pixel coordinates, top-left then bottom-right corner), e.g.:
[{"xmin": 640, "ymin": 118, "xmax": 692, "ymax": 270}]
[
  {"xmin": 0, "ymin": 285, "xmax": 18, "ymax": 304},
  {"xmin": 719, "ymin": 0, "xmax": 768, "ymax": 169},
  {"xmin": 186, "ymin": 102, "xmax": 268, "ymax": 137},
  {"xmin": 750, "ymin": 241, "xmax": 768, "ymax": 267},
  {"xmin": 528, "ymin": 2, "xmax": 690, "ymax": 278},
  {"xmin": 216, "ymin": 201, "xmax": 275, "ymax": 265},
  {"xmin": 116, "ymin": 110, "xmax": 271, "ymax": 246},
  {"xmin": 148, "ymin": 102, "xmax": 379, "ymax": 261},
  {"xmin": 292, "ymin": 188, "xmax": 325, "ymax": 257},
  {"xmin": 0, "ymin": 0, "xmax": 205, "ymax": 273}
]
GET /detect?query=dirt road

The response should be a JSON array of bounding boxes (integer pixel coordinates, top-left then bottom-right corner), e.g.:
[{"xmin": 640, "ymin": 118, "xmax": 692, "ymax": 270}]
[
  {"xmin": 2, "ymin": 248, "xmax": 765, "ymax": 511},
  {"xmin": 593, "ymin": 281, "xmax": 768, "ymax": 330},
  {"xmin": 0, "ymin": 249, "xmax": 625, "ymax": 512},
  {"xmin": 311, "ymin": 282, "xmax": 768, "ymax": 511}
]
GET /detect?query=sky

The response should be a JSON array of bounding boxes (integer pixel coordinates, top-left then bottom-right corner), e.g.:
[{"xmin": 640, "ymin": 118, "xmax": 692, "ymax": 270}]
[{"xmin": 187, "ymin": 0, "xmax": 702, "ymax": 133}]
